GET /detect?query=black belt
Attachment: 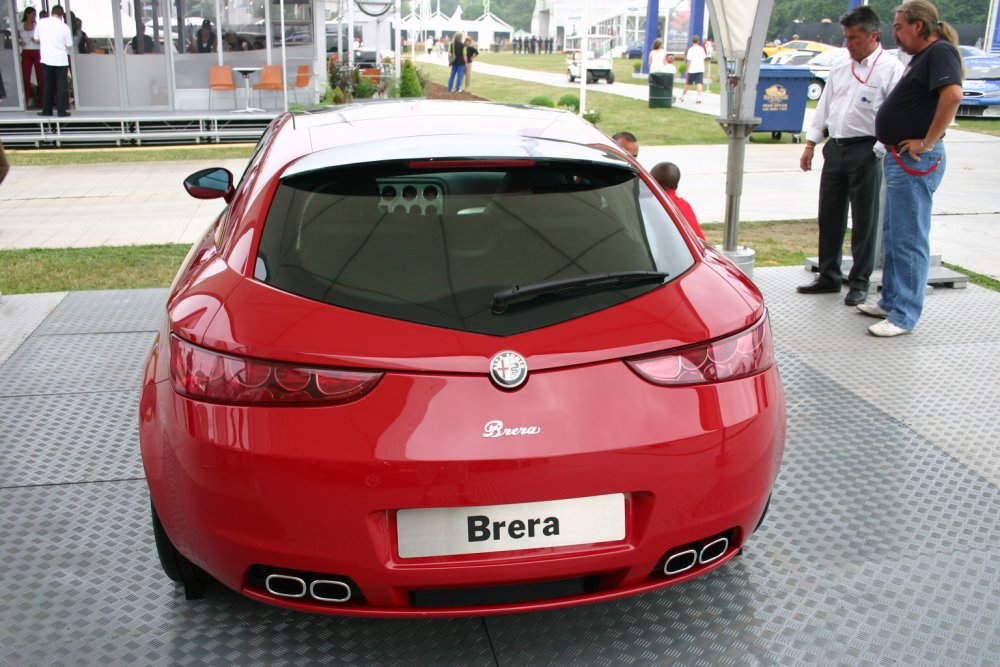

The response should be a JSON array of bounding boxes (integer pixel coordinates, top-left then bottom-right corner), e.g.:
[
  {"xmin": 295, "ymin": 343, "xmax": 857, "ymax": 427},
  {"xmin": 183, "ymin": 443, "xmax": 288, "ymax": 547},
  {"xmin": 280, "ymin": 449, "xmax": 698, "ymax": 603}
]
[{"xmin": 831, "ymin": 136, "xmax": 877, "ymax": 146}]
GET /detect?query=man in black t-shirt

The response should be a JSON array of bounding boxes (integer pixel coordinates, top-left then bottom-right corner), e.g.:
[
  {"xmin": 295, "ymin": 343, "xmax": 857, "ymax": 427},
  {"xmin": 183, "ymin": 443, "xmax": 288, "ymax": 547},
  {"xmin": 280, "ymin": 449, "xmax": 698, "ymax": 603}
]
[{"xmin": 863, "ymin": 1, "xmax": 962, "ymax": 337}]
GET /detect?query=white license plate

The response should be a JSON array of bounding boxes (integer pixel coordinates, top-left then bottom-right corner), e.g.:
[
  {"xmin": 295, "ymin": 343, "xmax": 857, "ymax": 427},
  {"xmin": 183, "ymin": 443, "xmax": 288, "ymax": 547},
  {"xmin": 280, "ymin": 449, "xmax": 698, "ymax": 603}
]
[{"xmin": 396, "ymin": 493, "xmax": 625, "ymax": 559}]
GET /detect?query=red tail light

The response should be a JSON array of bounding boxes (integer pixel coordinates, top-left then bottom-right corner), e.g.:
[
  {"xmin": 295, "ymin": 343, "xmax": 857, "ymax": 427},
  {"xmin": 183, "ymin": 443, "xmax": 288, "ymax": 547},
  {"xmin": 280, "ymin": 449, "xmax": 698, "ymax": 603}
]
[
  {"xmin": 626, "ymin": 315, "xmax": 774, "ymax": 385},
  {"xmin": 170, "ymin": 336, "xmax": 382, "ymax": 406}
]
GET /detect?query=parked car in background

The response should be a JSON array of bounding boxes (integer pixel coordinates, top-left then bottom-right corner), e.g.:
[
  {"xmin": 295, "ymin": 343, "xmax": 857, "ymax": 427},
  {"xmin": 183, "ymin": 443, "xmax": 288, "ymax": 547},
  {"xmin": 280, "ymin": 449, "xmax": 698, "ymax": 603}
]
[
  {"xmin": 763, "ymin": 39, "xmax": 832, "ymax": 58},
  {"xmin": 763, "ymin": 49, "xmax": 815, "ymax": 66},
  {"xmin": 802, "ymin": 47, "xmax": 847, "ymax": 100},
  {"xmin": 142, "ymin": 100, "xmax": 786, "ymax": 616},
  {"xmin": 624, "ymin": 41, "xmax": 644, "ymax": 59},
  {"xmin": 960, "ymin": 45, "xmax": 988, "ymax": 59},
  {"xmin": 958, "ymin": 56, "xmax": 1000, "ymax": 118},
  {"xmin": 762, "ymin": 47, "xmax": 847, "ymax": 101}
]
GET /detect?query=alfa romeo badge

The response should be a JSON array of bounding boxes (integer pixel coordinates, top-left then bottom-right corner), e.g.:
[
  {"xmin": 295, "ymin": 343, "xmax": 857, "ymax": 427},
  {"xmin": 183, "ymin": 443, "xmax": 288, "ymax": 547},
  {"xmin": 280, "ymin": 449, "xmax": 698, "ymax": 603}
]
[{"xmin": 489, "ymin": 350, "xmax": 528, "ymax": 389}]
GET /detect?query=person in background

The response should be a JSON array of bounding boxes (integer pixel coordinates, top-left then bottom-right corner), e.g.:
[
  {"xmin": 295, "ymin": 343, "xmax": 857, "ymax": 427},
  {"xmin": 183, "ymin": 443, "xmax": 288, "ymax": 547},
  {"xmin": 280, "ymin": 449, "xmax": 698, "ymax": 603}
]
[
  {"xmin": 680, "ymin": 35, "xmax": 708, "ymax": 103},
  {"xmin": 647, "ymin": 38, "xmax": 666, "ymax": 73},
  {"xmin": 612, "ymin": 131, "xmax": 639, "ymax": 158},
  {"xmin": 650, "ymin": 162, "xmax": 705, "ymax": 239},
  {"xmin": 72, "ymin": 13, "xmax": 93, "ymax": 54},
  {"xmin": 865, "ymin": 0, "xmax": 963, "ymax": 337},
  {"xmin": 130, "ymin": 25, "xmax": 154, "ymax": 53},
  {"xmin": 19, "ymin": 7, "xmax": 42, "ymax": 108},
  {"xmin": 35, "ymin": 4, "xmax": 73, "ymax": 117},
  {"xmin": 0, "ymin": 140, "xmax": 9, "ymax": 186},
  {"xmin": 462, "ymin": 36, "xmax": 479, "ymax": 91},
  {"xmin": 663, "ymin": 54, "xmax": 677, "ymax": 75},
  {"xmin": 797, "ymin": 5, "xmax": 903, "ymax": 306},
  {"xmin": 447, "ymin": 32, "xmax": 467, "ymax": 93},
  {"xmin": 188, "ymin": 20, "xmax": 216, "ymax": 53}
]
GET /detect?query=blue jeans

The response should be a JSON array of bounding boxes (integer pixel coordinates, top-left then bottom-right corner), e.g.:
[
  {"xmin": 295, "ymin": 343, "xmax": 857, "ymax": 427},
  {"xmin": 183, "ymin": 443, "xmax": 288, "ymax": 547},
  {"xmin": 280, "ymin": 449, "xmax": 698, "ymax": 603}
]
[
  {"xmin": 447, "ymin": 65, "xmax": 465, "ymax": 92},
  {"xmin": 879, "ymin": 142, "xmax": 946, "ymax": 330}
]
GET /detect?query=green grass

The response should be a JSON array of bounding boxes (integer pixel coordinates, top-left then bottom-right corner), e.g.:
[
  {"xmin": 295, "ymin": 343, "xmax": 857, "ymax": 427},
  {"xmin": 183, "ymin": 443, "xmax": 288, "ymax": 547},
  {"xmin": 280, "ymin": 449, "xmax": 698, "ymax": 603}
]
[
  {"xmin": 953, "ymin": 118, "xmax": 1000, "ymax": 137},
  {"xmin": 0, "ymin": 245, "xmax": 191, "ymax": 294},
  {"xmin": 3, "ymin": 231, "xmax": 995, "ymax": 296},
  {"xmin": 425, "ymin": 63, "xmax": 726, "ymax": 145},
  {"xmin": 6, "ymin": 144, "xmax": 255, "ymax": 166},
  {"xmin": 944, "ymin": 262, "xmax": 1000, "ymax": 291},
  {"xmin": 475, "ymin": 51, "xmax": 722, "ymax": 94}
]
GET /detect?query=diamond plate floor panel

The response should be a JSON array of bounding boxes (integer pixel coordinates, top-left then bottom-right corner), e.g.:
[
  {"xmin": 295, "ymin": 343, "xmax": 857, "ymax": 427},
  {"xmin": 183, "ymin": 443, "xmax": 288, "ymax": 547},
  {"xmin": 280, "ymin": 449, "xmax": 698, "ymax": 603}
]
[{"xmin": 1, "ymin": 278, "xmax": 998, "ymax": 666}]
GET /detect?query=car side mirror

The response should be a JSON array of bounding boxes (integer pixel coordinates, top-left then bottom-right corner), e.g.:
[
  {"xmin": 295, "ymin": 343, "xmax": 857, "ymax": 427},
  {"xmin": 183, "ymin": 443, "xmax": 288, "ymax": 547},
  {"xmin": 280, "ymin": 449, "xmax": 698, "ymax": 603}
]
[{"xmin": 184, "ymin": 167, "xmax": 235, "ymax": 203}]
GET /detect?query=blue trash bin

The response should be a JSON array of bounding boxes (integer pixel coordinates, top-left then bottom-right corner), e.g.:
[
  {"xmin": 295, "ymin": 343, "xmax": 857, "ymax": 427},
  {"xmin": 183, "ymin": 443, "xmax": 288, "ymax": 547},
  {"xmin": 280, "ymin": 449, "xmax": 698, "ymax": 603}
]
[{"xmin": 753, "ymin": 64, "xmax": 811, "ymax": 142}]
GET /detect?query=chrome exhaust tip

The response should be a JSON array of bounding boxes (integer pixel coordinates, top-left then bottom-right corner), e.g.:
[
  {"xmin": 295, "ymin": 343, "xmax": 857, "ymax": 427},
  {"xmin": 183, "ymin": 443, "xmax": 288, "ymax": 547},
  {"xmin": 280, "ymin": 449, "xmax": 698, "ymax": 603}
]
[
  {"xmin": 699, "ymin": 537, "xmax": 729, "ymax": 564},
  {"xmin": 310, "ymin": 579, "xmax": 352, "ymax": 603},
  {"xmin": 663, "ymin": 548, "xmax": 698, "ymax": 575},
  {"xmin": 265, "ymin": 573, "xmax": 307, "ymax": 598}
]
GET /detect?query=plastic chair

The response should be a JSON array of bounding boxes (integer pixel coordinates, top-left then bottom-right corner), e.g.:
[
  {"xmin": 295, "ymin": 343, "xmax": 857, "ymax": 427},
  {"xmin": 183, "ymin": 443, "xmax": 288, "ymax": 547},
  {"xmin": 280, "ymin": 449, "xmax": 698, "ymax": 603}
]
[
  {"xmin": 289, "ymin": 64, "xmax": 312, "ymax": 105},
  {"xmin": 208, "ymin": 65, "xmax": 237, "ymax": 111},
  {"xmin": 252, "ymin": 64, "xmax": 283, "ymax": 108}
]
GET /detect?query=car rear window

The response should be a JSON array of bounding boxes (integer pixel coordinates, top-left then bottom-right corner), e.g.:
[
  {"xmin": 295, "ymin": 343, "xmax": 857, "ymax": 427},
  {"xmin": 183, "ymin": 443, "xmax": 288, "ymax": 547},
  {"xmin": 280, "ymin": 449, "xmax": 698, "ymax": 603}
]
[{"xmin": 255, "ymin": 160, "xmax": 693, "ymax": 335}]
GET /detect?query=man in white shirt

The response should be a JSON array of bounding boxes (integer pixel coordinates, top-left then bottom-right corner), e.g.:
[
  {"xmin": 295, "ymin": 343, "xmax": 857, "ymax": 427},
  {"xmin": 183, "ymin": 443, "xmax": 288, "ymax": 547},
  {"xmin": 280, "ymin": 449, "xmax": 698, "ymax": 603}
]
[
  {"xmin": 679, "ymin": 35, "xmax": 707, "ymax": 103},
  {"xmin": 797, "ymin": 6, "xmax": 903, "ymax": 305},
  {"xmin": 35, "ymin": 4, "xmax": 74, "ymax": 117}
]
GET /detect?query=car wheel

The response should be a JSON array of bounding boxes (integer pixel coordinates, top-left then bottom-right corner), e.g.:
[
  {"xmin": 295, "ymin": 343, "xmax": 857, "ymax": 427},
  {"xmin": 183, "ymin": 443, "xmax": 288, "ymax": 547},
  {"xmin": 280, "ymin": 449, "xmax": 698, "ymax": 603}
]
[
  {"xmin": 568, "ymin": 71, "xmax": 575, "ymax": 83},
  {"xmin": 807, "ymin": 79, "xmax": 824, "ymax": 101},
  {"xmin": 151, "ymin": 502, "xmax": 211, "ymax": 599},
  {"xmin": 586, "ymin": 72, "xmax": 596, "ymax": 84},
  {"xmin": 606, "ymin": 71, "xmax": 616, "ymax": 84}
]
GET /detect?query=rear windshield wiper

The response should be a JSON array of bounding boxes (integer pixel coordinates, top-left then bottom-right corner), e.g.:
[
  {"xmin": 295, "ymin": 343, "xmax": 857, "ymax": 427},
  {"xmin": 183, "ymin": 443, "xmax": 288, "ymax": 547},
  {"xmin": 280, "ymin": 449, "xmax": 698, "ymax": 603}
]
[{"xmin": 491, "ymin": 271, "xmax": 669, "ymax": 314}]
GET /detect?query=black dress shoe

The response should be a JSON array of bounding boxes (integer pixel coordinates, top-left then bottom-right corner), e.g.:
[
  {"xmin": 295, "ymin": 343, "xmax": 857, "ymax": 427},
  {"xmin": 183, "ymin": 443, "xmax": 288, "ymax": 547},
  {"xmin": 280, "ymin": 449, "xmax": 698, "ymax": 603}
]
[
  {"xmin": 844, "ymin": 288, "xmax": 867, "ymax": 306},
  {"xmin": 57, "ymin": 112, "xmax": 71, "ymax": 117},
  {"xmin": 796, "ymin": 279, "xmax": 841, "ymax": 294}
]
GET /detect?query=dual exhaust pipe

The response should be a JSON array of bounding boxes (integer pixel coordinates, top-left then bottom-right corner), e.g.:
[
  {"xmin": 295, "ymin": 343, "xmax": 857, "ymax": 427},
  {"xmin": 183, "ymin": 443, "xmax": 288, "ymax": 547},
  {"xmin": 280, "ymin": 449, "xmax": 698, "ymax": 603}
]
[
  {"xmin": 265, "ymin": 574, "xmax": 352, "ymax": 603},
  {"xmin": 663, "ymin": 536, "xmax": 729, "ymax": 576}
]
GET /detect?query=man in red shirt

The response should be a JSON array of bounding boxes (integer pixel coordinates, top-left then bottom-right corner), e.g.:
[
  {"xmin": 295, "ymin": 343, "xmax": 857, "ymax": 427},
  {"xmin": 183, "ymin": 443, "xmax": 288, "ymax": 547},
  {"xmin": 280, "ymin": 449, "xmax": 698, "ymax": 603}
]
[{"xmin": 650, "ymin": 162, "xmax": 705, "ymax": 239}]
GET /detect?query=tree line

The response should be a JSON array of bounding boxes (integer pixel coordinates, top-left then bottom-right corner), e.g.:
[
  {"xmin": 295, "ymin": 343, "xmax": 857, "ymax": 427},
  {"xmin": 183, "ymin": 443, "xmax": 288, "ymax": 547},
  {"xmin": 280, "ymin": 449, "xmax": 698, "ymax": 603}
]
[{"xmin": 406, "ymin": 1, "xmax": 991, "ymax": 38}]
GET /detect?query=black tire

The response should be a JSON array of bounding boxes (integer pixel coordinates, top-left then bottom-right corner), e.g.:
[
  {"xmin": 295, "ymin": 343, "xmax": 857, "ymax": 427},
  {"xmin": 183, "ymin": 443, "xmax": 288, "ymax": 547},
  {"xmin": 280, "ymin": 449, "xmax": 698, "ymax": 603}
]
[
  {"xmin": 792, "ymin": 134, "xmax": 801, "ymax": 144},
  {"xmin": 606, "ymin": 71, "xmax": 615, "ymax": 84},
  {"xmin": 567, "ymin": 70, "xmax": 575, "ymax": 83},
  {"xmin": 151, "ymin": 502, "xmax": 211, "ymax": 599},
  {"xmin": 586, "ymin": 72, "xmax": 596, "ymax": 84},
  {"xmin": 771, "ymin": 131, "xmax": 782, "ymax": 140}
]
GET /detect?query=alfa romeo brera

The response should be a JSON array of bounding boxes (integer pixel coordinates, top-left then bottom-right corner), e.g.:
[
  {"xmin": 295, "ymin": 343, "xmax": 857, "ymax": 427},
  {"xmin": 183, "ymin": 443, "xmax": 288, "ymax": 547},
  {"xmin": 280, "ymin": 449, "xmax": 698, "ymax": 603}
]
[{"xmin": 139, "ymin": 100, "xmax": 786, "ymax": 616}]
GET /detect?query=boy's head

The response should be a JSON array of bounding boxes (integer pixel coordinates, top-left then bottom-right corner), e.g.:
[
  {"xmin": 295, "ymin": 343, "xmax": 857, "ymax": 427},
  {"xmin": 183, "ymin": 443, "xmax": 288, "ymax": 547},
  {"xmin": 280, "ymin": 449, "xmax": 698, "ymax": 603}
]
[{"xmin": 650, "ymin": 162, "xmax": 682, "ymax": 191}]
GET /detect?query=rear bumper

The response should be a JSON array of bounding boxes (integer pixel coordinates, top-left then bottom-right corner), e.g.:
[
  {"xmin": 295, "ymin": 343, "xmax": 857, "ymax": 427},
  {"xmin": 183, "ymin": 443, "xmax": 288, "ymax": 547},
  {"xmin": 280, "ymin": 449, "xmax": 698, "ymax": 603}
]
[{"xmin": 142, "ymin": 360, "xmax": 785, "ymax": 616}]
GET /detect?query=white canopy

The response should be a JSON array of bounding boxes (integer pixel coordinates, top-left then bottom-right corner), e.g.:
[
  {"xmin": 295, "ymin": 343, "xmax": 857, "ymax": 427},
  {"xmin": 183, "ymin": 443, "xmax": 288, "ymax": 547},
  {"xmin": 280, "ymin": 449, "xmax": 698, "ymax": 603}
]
[{"xmin": 67, "ymin": 0, "xmax": 138, "ymax": 39}]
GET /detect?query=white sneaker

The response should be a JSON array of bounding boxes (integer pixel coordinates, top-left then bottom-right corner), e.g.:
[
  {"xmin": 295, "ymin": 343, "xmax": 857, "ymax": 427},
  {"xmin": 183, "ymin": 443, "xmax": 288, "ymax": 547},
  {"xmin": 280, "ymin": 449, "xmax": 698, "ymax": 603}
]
[
  {"xmin": 868, "ymin": 319, "xmax": 911, "ymax": 337},
  {"xmin": 857, "ymin": 303, "xmax": 889, "ymax": 318}
]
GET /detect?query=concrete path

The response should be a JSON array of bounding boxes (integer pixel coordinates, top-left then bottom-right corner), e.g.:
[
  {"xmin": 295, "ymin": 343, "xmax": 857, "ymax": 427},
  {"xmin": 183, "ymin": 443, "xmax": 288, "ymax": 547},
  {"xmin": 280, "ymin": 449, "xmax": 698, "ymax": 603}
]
[{"xmin": 1, "ymin": 60, "xmax": 998, "ymax": 280}]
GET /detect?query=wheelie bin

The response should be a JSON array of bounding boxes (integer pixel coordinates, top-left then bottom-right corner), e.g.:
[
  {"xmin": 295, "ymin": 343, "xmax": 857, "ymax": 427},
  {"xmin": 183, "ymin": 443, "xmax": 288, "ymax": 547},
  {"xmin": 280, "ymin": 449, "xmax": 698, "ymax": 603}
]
[
  {"xmin": 648, "ymin": 72, "xmax": 674, "ymax": 108},
  {"xmin": 753, "ymin": 64, "xmax": 811, "ymax": 142}
]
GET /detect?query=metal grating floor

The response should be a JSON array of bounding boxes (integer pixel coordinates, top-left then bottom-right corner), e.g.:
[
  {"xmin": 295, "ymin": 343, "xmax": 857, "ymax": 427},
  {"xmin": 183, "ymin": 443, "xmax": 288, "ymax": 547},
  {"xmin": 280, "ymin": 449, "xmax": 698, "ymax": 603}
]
[{"xmin": 1, "ymin": 269, "xmax": 998, "ymax": 666}]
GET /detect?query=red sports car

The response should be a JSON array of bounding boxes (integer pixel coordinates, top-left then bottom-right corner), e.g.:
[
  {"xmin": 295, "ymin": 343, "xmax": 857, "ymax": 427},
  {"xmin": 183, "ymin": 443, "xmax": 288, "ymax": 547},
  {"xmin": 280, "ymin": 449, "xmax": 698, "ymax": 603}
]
[{"xmin": 140, "ymin": 100, "xmax": 785, "ymax": 617}]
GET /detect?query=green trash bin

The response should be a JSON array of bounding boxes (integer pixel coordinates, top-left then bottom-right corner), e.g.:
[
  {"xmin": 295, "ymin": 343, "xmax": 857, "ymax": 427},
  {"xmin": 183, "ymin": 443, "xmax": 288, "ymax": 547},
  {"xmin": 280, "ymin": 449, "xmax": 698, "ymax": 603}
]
[{"xmin": 648, "ymin": 72, "xmax": 674, "ymax": 108}]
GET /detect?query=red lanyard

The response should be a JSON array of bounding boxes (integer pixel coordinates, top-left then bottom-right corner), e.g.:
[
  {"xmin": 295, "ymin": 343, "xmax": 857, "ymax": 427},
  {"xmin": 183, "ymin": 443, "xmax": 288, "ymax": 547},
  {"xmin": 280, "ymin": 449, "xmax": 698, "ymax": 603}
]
[
  {"xmin": 851, "ymin": 49, "xmax": 883, "ymax": 85},
  {"xmin": 890, "ymin": 146, "xmax": 943, "ymax": 176}
]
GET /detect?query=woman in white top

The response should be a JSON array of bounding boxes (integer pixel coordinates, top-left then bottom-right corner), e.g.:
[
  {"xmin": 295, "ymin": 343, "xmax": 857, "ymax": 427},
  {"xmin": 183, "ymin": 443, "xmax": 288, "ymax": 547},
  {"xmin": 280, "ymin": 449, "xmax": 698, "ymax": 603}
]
[
  {"xmin": 647, "ymin": 38, "xmax": 667, "ymax": 73},
  {"xmin": 19, "ymin": 7, "xmax": 43, "ymax": 108}
]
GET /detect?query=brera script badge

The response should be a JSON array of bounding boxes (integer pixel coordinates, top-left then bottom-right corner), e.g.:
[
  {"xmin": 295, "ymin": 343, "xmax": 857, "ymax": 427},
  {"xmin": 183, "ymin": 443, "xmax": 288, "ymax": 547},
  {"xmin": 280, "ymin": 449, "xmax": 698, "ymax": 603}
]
[{"xmin": 489, "ymin": 350, "xmax": 528, "ymax": 389}]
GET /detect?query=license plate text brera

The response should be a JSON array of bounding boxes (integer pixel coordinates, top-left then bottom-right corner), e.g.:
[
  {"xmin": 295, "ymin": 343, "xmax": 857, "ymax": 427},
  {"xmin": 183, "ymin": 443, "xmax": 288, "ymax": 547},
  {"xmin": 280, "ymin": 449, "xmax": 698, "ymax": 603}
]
[{"xmin": 396, "ymin": 493, "xmax": 625, "ymax": 558}]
